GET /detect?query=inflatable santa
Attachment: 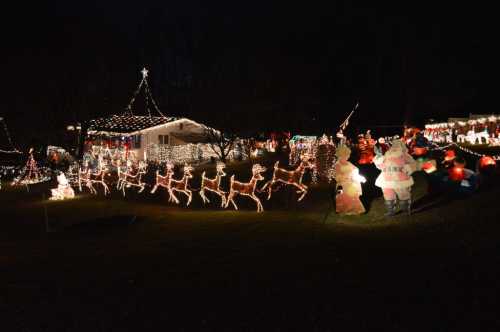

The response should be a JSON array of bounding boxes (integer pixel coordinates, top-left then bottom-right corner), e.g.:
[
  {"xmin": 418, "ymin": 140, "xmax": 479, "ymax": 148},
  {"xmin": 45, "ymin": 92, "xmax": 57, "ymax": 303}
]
[{"xmin": 374, "ymin": 139, "xmax": 416, "ymax": 216}]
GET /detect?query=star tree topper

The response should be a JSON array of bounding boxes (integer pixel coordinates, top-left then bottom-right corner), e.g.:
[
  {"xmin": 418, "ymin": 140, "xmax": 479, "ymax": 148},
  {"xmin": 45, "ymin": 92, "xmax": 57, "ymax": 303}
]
[{"xmin": 141, "ymin": 67, "xmax": 149, "ymax": 79}]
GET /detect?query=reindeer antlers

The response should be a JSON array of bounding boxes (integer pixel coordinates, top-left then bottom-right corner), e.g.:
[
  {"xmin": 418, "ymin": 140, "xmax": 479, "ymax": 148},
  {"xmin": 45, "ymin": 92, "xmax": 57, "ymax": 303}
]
[{"xmin": 252, "ymin": 164, "xmax": 266, "ymax": 174}]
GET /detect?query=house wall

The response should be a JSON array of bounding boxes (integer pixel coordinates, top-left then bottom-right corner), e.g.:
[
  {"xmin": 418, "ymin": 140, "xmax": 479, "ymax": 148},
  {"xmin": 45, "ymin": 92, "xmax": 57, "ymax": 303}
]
[{"xmin": 131, "ymin": 119, "xmax": 206, "ymax": 161}]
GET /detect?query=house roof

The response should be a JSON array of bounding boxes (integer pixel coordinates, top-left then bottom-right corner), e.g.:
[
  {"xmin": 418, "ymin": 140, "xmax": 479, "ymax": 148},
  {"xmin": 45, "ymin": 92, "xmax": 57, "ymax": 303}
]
[{"xmin": 88, "ymin": 115, "xmax": 178, "ymax": 134}]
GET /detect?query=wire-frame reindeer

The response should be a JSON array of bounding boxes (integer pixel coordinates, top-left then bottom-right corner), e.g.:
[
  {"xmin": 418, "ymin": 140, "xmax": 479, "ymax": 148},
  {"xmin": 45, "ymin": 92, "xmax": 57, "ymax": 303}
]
[
  {"xmin": 199, "ymin": 162, "xmax": 227, "ymax": 207},
  {"xmin": 168, "ymin": 164, "xmax": 194, "ymax": 206},
  {"xmin": 117, "ymin": 160, "xmax": 147, "ymax": 197},
  {"xmin": 225, "ymin": 164, "xmax": 267, "ymax": 212},
  {"xmin": 260, "ymin": 156, "xmax": 314, "ymax": 202},
  {"xmin": 150, "ymin": 162, "xmax": 174, "ymax": 195},
  {"xmin": 78, "ymin": 159, "xmax": 110, "ymax": 195},
  {"xmin": 77, "ymin": 160, "xmax": 96, "ymax": 194},
  {"xmin": 89, "ymin": 158, "xmax": 111, "ymax": 195}
]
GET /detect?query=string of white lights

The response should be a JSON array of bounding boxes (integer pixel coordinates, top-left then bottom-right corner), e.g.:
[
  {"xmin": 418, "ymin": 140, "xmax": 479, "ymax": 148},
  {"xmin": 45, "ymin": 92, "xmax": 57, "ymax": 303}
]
[
  {"xmin": 431, "ymin": 142, "xmax": 500, "ymax": 160},
  {"xmin": 0, "ymin": 118, "xmax": 20, "ymax": 153}
]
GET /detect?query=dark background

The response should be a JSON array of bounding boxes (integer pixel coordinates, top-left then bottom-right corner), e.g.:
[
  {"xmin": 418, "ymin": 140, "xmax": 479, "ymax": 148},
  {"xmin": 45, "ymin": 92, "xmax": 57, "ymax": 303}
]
[{"xmin": 1, "ymin": 1, "xmax": 489, "ymax": 147}]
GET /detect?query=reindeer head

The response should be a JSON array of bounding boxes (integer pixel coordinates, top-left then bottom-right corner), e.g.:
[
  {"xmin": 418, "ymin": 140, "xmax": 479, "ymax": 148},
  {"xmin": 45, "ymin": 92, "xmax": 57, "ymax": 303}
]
[
  {"xmin": 183, "ymin": 164, "xmax": 194, "ymax": 179},
  {"xmin": 138, "ymin": 161, "xmax": 147, "ymax": 172},
  {"xmin": 216, "ymin": 162, "xmax": 226, "ymax": 177},
  {"xmin": 252, "ymin": 164, "xmax": 267, "ymax": 181}
]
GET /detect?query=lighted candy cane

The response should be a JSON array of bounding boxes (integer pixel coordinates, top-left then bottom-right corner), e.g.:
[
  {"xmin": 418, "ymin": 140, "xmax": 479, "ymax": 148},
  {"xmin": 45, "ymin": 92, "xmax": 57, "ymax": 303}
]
[
  {"xmin": 225, "ymin": 164, "xmax": 267, "ymax": 213},
  {"xmin": 199, "ymin": 162, "xmax": 227, "ymax": 207}
]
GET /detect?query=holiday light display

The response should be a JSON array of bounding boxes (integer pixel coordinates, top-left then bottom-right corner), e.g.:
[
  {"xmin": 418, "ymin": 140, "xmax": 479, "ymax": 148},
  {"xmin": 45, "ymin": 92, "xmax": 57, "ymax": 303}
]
[
  {"xmin": 288, "ymin": 135, "xmax": 316, "ymax": 166},
  {"xmin": 225, "ymin": 164, "xmax": 267, "ymax": 212},
  {"xmin": 261, "ymin": 156, "xmax": 314, "ymax": 202},
  {"xmin": 334, "ymin": 144, "xmax": 366, "ymax": 215},
  {"xmin": 357, "ymin": 131, "xmax": 376, "ymax": 165},
  {"xmin": 168, "ymin": 164, "xmax": 194, "ymax": 206},
  {"xmin": 425, "ymin": 115, "xmax": 500, "ymax": 145},
  {"xmin": 0, "ymin": 117, "xmax": 21, "ymax": 154},
  {"xmin": 50, "ymin": 173, "xmax": 75, "ymax": 200},
  {"xmin": 78, "ymin": 159, "xmax": 110, "ymax": 195},
  {"xmin": 479, "ymin": 156, "xmax": 496, "ymax": 169},
  {"xmin": 150, "ymin": 162, "xmax": 175, "ymax": 195},
  {"xmin": 117, "ymin": 160, "xmax": 147, "ymax": 196},
  {"xmin": 199, "ymin": 162, "xmax": 227, "ymax": 207},
  {"xmin": 11, "ymin": 148, "xmax": 51, "ymax": 186},
  {"xmin": 312, "ymin": 134, "xmax": 336, "ymax": 183}
]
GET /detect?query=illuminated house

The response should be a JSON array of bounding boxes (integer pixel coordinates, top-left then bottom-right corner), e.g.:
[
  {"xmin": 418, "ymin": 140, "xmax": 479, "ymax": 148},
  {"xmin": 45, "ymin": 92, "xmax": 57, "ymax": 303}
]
[{"xmin": 86, "ymin": 114, "xmax": 220, "ymax": 163}]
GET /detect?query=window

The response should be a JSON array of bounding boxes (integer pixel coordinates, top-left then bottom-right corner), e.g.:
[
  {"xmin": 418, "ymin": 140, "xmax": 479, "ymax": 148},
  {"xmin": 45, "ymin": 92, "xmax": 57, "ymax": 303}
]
[
  {"xmin": 179, "ymin": 123, "xmax": 184, "ymax": 130},
  {"xmin": 133, "ymin": 135, "xmax": 142, "ymax": 149},
  {"xmin": 158, "ymin": 134, "xmax": 169, "ymax": 145}
]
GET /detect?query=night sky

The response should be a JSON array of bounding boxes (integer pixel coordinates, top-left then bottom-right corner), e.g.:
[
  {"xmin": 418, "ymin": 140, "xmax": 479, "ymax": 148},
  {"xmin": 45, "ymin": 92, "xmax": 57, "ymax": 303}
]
[{"xmin": 1, "ymin": 1, "xmax": 488, "ymax": 147}]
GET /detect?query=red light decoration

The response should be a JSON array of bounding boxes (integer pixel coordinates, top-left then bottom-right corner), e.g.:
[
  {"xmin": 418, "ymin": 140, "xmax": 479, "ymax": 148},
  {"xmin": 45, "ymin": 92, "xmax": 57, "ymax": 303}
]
[
  {"xmin": 412, "ymin": 147, "xmax": 428, "ymax": 156},
  {"xmin": 479, "ymin": 156, "xmax": 496, "ymax": 169},
  {"xmin": 448, "ymin": 166, "xmax": 465, "ymax": 182},
  {"xmin": 444, "ymin": 149, "xmax": 456, "ymax": 161}
]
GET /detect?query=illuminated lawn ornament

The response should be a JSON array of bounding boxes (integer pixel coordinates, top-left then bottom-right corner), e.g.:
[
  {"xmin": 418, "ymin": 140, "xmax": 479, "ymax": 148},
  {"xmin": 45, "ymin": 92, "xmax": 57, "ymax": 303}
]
[
  {"xmin": 150, "ymin": 162, "xmax": 174, "ymax": 194},
  {"xmin": 117, "ymin": 160, "xmax": 147, "ymax": 196},
  {"xmin": 225, "ymin": 164, "xmax": 267, "ymax": 212},
  {"xmin": 89, "ymin": 160, "xmax": 111, "ymax": 195},
  {"xmin": 479, "ymin": 156, "xmax": 496, "ymax": 169},
  {"xmin": 50, "ymin": 173, "xmax": 75, "ymax": 200},
  {"xmin": 261, "ymin": 156, "xmax": 314, "ymax": 202},
  {"xmin": 199, "ymin": 162, "xmax": 227, "ymax": 207},
  {"xmin": 168, "ymin": 164, "xmax": 194, "ymax": 206},
  {"xmin": 79, "ymin": 160, "xmax": 110, "ymax": 195},
  {"xmin": 334, "ymin": 144, "xmax": 366, "ymax": 215},
  {"xmin": 12, "ymin": 148, "xmax": 51, "ymax": 186},
  {"xmin": 421, "ymin": 160, "xmax": 437, "ymax": 173}
]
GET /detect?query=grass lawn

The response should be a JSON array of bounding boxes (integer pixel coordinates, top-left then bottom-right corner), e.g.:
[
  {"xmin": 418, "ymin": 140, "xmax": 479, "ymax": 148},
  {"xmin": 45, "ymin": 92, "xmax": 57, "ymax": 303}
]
[{"xmin": 1, "ymin": 166, "xmax": 500, "ymax": 331}]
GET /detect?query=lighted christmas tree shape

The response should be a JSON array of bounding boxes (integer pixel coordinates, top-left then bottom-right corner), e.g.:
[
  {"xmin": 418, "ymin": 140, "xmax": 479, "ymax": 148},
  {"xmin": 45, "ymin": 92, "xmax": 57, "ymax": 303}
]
[
  {"xmin": 12, "ymin": 148, "xmax": 50, "ymax": 185},
  {"xmin": 124, "ymin": 67, "xmax": 166, "ymax": 118}
]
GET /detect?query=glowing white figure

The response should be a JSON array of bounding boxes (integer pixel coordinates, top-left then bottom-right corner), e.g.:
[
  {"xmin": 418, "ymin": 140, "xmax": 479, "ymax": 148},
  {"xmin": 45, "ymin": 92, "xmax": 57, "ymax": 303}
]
[
  {"xmin": 261, "ymin": 156, "xmax": 314, "ymax": 202},
  {"xmin": 225, "ymin": 164, "xmax": 267, "ymax": 212},
  {"xmin": 50, "ymin": 173, "xmax": 75, "ymax": 200},
  {"xmin": 199, "ymin": 162, "xmax": 227, "ymax": 207}
]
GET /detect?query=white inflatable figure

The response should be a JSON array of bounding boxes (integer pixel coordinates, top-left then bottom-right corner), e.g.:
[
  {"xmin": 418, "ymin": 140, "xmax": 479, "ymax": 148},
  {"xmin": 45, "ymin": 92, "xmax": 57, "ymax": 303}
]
[{"xmin": 50, "ymin": 173, "xmax": 75, "ymax": 200}]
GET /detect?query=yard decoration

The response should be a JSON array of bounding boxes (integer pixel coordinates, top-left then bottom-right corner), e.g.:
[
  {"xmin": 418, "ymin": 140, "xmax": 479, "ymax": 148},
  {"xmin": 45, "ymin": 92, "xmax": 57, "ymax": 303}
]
[
  {"xmin": 312, "ymin": 134, "xmax": 336, "ymax": 183},
  {"xmin": 199, "ymin": 162, "xmax": 227, "ymax": 207},
  {"xmin": 50, "ymin": 172, "xmax": 75, "ymax": 200},
  {"xmin": 225, "ymin": 164, "xmax": 267, "ymax": 212},
  {"xmin": 11, "ymin": 148, "xmax": 50, "ymax": 186},
  {"xmin": 357, "ymin": 131, "xmax": 375, "ymax": 165},
  {"xmin": 117, "ymin": 160, "xmax": 147, "ymax": 196},
  {"xmin": 150, "ymin": 162, "xmax": 175, "ymax": 194},
  {"xmin": 374, "ymin": 139, "xmax": 417, "ymax": 216},
  {"xmin": 261, "ymin": 155, "xmax": 314, "ymax": 202},
  {"xmin": 334, "ymin": 144, "xmax": 366, "ymax": 215},
  {"xmin": 88, "ymin": 159, "xmax": 111, "ymax": 195},
  {"xmin": 479, "ymin": 156, "xmax": 496, "ymax": 170},
  {"xmin": 168, "ymin": 164, "xmax": 194, "ymax": 206}
]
